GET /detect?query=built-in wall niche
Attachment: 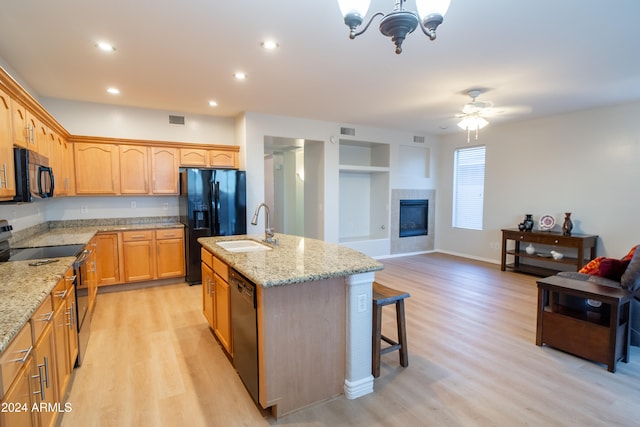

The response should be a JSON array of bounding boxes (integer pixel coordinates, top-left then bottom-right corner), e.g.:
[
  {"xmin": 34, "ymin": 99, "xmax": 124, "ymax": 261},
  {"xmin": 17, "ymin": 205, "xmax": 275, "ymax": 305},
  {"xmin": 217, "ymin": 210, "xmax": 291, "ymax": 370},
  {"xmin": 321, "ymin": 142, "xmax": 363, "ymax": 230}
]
[{"xmin": 338, "ymin": 139, "xmax": 390, "ymax": 243}]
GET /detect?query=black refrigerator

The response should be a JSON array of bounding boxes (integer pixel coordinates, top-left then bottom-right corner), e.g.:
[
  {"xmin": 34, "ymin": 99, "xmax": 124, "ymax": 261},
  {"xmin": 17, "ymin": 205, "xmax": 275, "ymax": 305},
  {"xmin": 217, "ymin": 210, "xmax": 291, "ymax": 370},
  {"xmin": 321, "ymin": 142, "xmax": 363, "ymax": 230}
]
[{"xmin": 179, "ymin": 168, "xmax": 246, "ymax": 284}]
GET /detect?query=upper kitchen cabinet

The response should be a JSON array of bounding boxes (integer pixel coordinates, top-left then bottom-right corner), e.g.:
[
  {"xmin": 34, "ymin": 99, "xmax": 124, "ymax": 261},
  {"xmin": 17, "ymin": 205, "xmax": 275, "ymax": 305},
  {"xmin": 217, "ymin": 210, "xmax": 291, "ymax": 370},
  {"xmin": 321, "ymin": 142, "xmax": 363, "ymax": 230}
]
[
  {"xmin": 0, "ymin": 86, "xmax": 16, "ymax": 200},
  {"xmin": 150, "ymin": 147, "xmax": 179, "ymax": 194},
  {"xmin": 120, "ymin": 144, "xmax": 150, "ymax": 194},
  {"xmin": 180, "ymin": 145, "xmax": 239, "ymax": 169},
  {"xmin": 52, "ymin": 133, "xmax": 75, "ymax": 196},
  {"xmin": 74, "ymin": 142, "xmax": 120, "ymax": 194},
  {"xmin": 11, "ymin": 99, "xmax": 30, "ymax": 149}
]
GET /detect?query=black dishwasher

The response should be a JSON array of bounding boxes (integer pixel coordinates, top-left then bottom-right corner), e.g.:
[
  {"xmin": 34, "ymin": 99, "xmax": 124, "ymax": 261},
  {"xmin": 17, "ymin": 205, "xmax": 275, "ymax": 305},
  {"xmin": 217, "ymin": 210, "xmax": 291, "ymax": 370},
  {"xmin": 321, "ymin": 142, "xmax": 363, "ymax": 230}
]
[{"xmin": 229, "ymin": 269, "xmax": 259, "ymax": 404}]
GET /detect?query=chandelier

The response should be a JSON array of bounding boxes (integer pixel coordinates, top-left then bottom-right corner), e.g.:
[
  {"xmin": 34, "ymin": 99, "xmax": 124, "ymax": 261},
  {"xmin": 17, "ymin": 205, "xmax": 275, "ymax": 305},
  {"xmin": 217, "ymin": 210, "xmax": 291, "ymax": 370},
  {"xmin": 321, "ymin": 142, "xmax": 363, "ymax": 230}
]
[{"xmin": 337, "ymin": 0, "xmax": 451, "ymax": 54}]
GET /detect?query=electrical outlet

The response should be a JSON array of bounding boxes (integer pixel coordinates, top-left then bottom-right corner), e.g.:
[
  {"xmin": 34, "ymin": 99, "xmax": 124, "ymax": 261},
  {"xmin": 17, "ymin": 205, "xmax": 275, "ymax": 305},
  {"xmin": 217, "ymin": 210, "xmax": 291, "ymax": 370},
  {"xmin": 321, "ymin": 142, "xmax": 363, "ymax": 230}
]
[
  {"xmin": 163, "ymin": 203, "xmax": 169, "ymax": 210},
  {"xmin": 81, "ymin": 206, "xmax": 88, "ymax": 214},
  {"xmin": 357, "ymin": 294, "xmax": 367, "ymax": 313},
  {"xmin": 131, "ymin": 201, "xmax": 136, "ymax": 209}
]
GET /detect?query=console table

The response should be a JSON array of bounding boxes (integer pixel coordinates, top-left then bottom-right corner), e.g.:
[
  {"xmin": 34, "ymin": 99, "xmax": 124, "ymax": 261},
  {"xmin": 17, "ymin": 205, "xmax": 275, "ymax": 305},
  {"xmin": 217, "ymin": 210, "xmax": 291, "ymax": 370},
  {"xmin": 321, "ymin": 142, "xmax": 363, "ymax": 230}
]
[
  {"xmin": 536, "ymin": 275, "xmax": 631, "ymax": 372},
  {"xmin": 501, "ymin": 229, "xmax": 598, "ymax": 276}
]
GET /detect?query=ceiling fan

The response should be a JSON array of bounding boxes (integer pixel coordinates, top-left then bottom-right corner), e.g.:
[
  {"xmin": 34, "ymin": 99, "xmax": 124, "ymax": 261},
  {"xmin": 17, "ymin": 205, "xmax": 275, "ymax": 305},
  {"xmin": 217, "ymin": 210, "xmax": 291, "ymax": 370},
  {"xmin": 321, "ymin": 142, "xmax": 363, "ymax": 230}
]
[{"xmin": 454, "ymin": 89, "xmax": 531, "ymax": 142}]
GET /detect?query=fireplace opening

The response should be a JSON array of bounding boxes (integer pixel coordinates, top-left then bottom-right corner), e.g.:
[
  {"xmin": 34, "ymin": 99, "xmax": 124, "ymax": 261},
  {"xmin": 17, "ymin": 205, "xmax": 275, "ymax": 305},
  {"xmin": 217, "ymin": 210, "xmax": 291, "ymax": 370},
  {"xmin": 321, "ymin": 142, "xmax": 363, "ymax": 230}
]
[{"xmin": 399, "ymin": 199, "xmax": 428, "ymax": 238}]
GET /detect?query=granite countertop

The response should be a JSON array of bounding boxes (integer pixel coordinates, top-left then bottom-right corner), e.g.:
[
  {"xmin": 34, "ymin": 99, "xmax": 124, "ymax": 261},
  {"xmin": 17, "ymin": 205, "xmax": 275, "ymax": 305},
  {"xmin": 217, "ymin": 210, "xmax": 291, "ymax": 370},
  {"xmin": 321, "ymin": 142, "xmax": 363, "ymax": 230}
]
[
  {"xmin": 1, "ymin": 220, "xmax": 183, "ymax": 354},
  {"xmin": 13, "ymin": 222, "xmax": 183, "ymax": 249},
  {"xmin": 0, "ymin": 257, "xmax": 76, "ymax": 353},
  {"xmin": 198, "ymin": 233, "xmax": 383, "ymax": 288}
]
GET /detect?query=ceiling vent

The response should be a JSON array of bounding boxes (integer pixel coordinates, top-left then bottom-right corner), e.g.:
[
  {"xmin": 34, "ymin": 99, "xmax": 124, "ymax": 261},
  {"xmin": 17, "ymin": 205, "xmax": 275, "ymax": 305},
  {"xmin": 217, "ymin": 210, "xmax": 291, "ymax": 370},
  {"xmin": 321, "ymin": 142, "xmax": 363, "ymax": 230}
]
[
  {"xmin": 169, "ymin": 115, "xmax": 185, "ymax": 125},
  {"xmin": 413, "ymin": 135, "xmax": 425, "ymax": 143},
  {"xmin": 340, "ymin": 127, "xmax": 356, "ymax": 136}
]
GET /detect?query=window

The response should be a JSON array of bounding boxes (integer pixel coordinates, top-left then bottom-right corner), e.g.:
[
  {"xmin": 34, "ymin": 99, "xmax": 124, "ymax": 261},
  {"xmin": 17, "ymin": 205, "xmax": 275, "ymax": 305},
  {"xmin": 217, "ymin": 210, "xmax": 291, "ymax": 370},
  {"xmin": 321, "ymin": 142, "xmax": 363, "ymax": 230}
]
[{"xmin": 452, "ymin": 145, "xmax": 486, "ymax": 230}]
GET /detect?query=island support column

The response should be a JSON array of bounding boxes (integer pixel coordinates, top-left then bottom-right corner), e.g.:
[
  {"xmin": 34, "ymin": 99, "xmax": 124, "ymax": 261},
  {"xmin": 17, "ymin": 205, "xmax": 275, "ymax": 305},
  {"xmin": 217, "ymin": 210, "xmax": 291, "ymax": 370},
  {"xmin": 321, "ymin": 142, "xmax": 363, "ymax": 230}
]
[{"xmin": 344, "ymin": 271, "xmax": 375, "ymax": 399}]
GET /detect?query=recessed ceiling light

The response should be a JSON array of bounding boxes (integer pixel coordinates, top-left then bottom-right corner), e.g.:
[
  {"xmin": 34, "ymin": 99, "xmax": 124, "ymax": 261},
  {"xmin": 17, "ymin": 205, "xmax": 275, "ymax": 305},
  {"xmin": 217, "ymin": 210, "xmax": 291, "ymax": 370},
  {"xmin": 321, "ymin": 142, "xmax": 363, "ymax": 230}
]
[
  {"xmin": 106, "ymin": 87, "xmax": 120, "ymax": 95},
  {"xmin": 96, "ymin": 42, "xmax": 116, "ymax": 52},
  {"xmin": 234, "ymin": 72, "xmax": 247, "ymax": 80},
  {"xmin": 208, "ymin": 100, "xmax": 218, "ymax": 107},
  {"xmin": 261, "ymin": 40, "xmax": 279, "ymax": 50}
]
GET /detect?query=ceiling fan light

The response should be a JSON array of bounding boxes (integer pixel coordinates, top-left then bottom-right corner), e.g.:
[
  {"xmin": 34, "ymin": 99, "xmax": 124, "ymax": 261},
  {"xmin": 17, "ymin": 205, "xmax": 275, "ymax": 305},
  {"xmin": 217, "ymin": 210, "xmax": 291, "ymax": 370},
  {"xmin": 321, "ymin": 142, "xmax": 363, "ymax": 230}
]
[{"xmin": 458, "ymin": 115, "xmax": 488, "ymax": 130}]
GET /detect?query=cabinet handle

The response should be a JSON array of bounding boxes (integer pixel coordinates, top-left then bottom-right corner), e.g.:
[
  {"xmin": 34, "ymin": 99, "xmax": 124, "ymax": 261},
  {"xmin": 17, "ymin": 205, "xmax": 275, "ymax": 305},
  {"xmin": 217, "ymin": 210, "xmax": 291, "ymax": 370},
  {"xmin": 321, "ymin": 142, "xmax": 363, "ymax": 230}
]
[
  {"xmin": 554, "ymin": 240, "xmax": 559, "ymax": 244},
  {"xmin": 131, "ymin": 235, "xmax": 146, "ymax": 239},
  {"xmin": 32, "ymin": 365, "xmax": 45, "ymax": 400},
  {"xmin": 43, "ymin": 356, "xmax": 50, "ymax": 388},
  {"xmin": 10, "ymin": 345, "xmax": 33, "ymax": 363},
  {"xmin": 0, "ymin": 163, "xmax": 6, "ymax": 188},
  {"xmin": 55, "ymin": 289, "xmax": 68, "ymax": 299},
  {"xmin": 37, "ymin": 311, "xmax": 54, "ymax": 323}
]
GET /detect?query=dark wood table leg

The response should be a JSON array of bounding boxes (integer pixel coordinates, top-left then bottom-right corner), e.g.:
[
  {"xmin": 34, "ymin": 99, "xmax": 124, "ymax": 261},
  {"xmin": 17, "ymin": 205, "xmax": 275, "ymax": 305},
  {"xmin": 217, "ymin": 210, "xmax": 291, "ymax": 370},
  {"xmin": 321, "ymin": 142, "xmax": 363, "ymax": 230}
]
[
  {"xmin": 396, "ymin": 300, "xmax": 408, "ymax": 368},
  {"xmin": 372, "ymin": 304, "xmax": 383, "ymax": 378}
]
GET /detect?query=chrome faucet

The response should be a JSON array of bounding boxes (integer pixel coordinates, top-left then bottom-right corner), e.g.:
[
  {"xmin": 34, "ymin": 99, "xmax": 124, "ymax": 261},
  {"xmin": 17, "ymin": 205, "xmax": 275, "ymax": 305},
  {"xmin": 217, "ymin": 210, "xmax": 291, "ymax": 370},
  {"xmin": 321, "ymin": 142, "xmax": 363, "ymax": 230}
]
[{"xmin": 251, "ymin": 202, "xmax": 276, "ymax": 244}]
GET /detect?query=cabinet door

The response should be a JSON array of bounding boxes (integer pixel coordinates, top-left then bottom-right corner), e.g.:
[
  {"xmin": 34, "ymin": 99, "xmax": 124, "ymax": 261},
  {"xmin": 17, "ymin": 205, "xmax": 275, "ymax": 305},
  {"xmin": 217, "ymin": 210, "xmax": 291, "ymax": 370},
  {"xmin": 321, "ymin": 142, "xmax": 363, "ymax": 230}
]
[
  {"xmin": 52, "ymin": 299, "xmax": 71, "ymax": 402},
  {"xmin": 150, "ymin": 147, "xmax": 179, "ymax": 194},
  {"xmin": 180, "ymin": 148, "xmax": 208, "ymax": 166},
  {"xmin": 32, "ymin": 322, "xmax": 58, "ymax": 427},
  {"xmin": 156, "ymin": 238, "xmax": 185, "ymax": 278},
  {"xmin": 202, "ymin": 262, "xmax": 215, "ymax": 328},
  {"xmin": 214, "ymin": 274, "xmax": 232, "ymax": 354},
  {"xmin": 123, "ymin": 240, "xmax": 154, "ymax": 282},
  {"xmin": 74, "ymin": 143, "xmax": 120, "ymax": 194},
  {"xmin": 95, "ymin": 233, "xmax": 122, "ymax": 286},
  {"xmin": 34, "ymin": 120, "xmax": 49, "ymax": 158},
  {"xmin": 0, "ymin": 87, "xmax": 15, "ymax": 199},
  {"xmin": 11, "ymin": 100, "xmax": 29, "ymax": 149},
  {"xmin": 60, "ymin": 137, "xmax": 75, "ymax": 195},
  {"xmin": 209, "ymin": 149, "xmax": 238, "ymax": 169},
  {"xmin": 65, "ymin": 285, "xmax": 79, "ymax": 372},
  {"xmin": 120, "ymin": 145, "xmax": 149, "ymax": 194},
  {"xmin": 0, "ymin": 357, "xmax": 35, "ymax": 427}
]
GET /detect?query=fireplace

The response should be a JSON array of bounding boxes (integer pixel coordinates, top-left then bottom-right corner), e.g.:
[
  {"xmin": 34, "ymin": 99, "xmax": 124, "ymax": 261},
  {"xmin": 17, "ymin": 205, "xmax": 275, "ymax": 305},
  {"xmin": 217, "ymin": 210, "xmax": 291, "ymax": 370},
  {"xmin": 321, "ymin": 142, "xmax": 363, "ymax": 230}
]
[{"xmin": 399, "ymin": 199, "xmax": 428, "ymax": 238}]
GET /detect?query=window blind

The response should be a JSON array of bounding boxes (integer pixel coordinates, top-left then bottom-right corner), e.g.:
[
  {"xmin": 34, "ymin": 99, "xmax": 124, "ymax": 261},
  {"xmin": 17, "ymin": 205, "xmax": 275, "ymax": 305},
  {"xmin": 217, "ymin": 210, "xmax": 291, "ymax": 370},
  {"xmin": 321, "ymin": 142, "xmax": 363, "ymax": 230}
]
[{"xmin": 452, "ymin": 145, "xmax": 486, "ymax": 230}]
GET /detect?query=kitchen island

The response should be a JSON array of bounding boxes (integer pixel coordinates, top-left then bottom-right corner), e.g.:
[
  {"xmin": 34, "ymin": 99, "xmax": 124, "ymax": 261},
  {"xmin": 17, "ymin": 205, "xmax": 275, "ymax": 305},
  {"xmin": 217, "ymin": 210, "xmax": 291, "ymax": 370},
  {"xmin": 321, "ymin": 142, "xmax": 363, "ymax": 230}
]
[{"xmin": 199, "ymin": 233, "xmax": 383, "ymax": 417}]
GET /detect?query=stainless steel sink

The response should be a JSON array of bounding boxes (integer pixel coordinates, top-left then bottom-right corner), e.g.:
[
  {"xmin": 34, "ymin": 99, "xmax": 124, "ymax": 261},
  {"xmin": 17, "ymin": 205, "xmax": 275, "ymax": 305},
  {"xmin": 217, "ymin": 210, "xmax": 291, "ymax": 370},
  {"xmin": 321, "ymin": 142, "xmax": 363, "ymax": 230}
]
[{"xmin": 216, "ymin": 240, "xmax": 272, "ymax": 253}]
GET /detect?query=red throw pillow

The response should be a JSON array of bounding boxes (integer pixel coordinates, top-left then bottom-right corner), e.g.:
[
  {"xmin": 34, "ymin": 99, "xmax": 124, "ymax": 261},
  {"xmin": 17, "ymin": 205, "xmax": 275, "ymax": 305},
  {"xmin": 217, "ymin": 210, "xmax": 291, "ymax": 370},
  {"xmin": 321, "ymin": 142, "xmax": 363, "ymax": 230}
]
[
  {"xmin": 592, "ymin": 258, "xmax": 630, "ymax": 281},
  {"xmin": 579, "ymin": 257, "xmax": 604, "ymax": 275}
]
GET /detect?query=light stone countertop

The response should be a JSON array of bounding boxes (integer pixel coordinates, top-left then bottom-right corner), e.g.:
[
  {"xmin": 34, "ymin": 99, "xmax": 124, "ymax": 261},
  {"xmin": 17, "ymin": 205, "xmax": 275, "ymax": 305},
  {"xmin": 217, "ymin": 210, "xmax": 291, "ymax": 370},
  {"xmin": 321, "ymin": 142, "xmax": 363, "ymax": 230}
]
[
  {"xmin": 1, "ymin": 221, "xmax": 183, "ymax": 354},
  {"xmin": 0, "ymin": 257, "xmax": 76, "ymax": 353},
  {"xmin": 198, "ymin": 233, "xmax": 383, "ymax": 288}
]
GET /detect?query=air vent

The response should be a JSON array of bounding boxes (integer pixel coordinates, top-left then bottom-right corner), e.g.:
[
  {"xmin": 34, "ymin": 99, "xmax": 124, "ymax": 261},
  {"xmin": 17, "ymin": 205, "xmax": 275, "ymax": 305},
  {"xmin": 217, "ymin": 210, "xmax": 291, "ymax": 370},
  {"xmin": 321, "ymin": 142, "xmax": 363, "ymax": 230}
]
[
  {"xmin": 169, "ymin": 115, "xmax": 185, "ymax": 125},
  {"xmin": 340, "ymin": 127, "xmax": 356, "ymax": 136},
  {"xmin": 413, "ymin": 135, "xmax": 425, "ymax": 143}
]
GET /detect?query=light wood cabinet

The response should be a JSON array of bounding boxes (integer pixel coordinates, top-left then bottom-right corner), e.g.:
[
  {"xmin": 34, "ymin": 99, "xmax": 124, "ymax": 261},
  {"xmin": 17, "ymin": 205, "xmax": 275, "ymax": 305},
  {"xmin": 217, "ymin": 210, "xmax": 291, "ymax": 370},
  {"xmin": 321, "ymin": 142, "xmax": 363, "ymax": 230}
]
[
  {"xmin": 0, "ymin": 87, "xmax": 15, "ymax": 200},
  {"xmin": 0, "ymin": 355, "xmax": 35, "ymax": 427},
  {"xmin": 51, "ymin": 133, "xmax": 74, "ymax": 196},
  {"xmin": 11, "ymin": 100, "xmax": 30, "ymax": 149},
  {"xmin": 51, "ymin": 277, "xmax": 71, "ymax": 405},
  {"xmin": 122, "ymin": 230, "xmax": 155, "ymax": 282},
  {"xmin": 95, "ymin": 233, "xmax": 122, "ymax": 286},
  {"xmin": 31, "ymin": 300, "xmax": 58, "ymax": 427},
  {"xmin": 74, "ymin": 142, "xmax": 120, "ymax": 194},
  {"xmin": 65, "ymin": 284, "xmax": 78, "ymax": 373},
  {"xmin": 34, "ymin": 119, "xmax": 49, "ymax": 158},
  {"xmin": 201, "ymin": 251, "xmax": 232, "ymax": 355},
  {"xmin": 202, "ymin": 249, "xmax": 215, "ymax": 329},
  {"xmin": 119, "ymin": 145, "xmax": 149, "ymax": 194},
  {"xmin": 180, "ymin": 148, "xmax": 208, "ymax": 167},
  {"xmin": 210, "ymin": 149, "xmax": 238, "ymax": 168},
  {"xmin": 150, "ymin": 147, "xmax": 179, "ymax": 194},
  {"xmin": 155, "ymin": 229, "xmax": 184, "ymax": 278}
]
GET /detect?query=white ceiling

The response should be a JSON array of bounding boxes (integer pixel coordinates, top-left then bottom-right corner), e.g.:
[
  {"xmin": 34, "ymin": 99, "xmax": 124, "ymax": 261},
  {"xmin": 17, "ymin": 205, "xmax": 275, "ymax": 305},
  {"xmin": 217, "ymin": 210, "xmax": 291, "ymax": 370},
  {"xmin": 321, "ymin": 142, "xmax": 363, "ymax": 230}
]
[{"xmin": 1, "ymin": 0, "xmax": 639, "ymax": 136}]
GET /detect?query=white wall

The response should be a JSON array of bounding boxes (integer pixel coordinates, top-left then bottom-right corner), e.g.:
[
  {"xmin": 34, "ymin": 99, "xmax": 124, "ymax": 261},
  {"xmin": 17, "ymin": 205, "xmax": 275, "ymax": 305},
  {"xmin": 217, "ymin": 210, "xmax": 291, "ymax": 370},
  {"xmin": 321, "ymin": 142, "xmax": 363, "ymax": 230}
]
[{"xmin": 436, "ymin": 100, "xmax": 640, "ymax": 261}]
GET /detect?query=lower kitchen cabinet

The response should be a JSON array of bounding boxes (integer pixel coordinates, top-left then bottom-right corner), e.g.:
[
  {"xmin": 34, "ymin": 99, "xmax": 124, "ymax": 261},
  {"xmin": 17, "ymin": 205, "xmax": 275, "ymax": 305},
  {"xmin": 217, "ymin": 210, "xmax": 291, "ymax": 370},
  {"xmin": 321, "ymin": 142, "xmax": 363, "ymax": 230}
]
[
  {"xmin": 155, "ymin": 229, "xmax": 185, "ymax": 278},
  {"xmin": 122, "ymin": 230, "xmax": 155, "ymax": 282},
  {"xmin": 31, "ymin": 318, "xmax": 57, "ymax": 427},
  {"xmin": 95, "ymin": 232, "xmax": 122, "ymax": 286},
  {"xmin": 0, "ymin": 355, "xmax": 36, "ymax": 427},
  {"xmin": 201, "ymin": 248, "xmax": 232, "ymax": 355}
]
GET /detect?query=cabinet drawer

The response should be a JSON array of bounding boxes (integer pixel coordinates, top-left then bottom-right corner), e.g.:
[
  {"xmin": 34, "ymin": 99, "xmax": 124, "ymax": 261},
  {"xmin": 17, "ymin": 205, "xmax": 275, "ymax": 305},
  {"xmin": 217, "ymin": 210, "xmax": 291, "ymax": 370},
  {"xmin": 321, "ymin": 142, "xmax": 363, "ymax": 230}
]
[
  {"xmin": 155, "ymin": 228, "xmax": 183, "ymax": 240},
  {"xmin": 213, "ymin": 256, "xmax": 229, "ymax": 282},
  {"xmin": 30, "ymin": 294, "xmax": 53, "ymax": 343},
  {"xmin": 0, "ymin": 322, "xmax": 33, "ymax": 397},
  {"xmin": 201, "ymin": 248, "xmax": 213, "ymax": 269},
  {"xmin": 122, "ymin": 230, "xmax": 153, "ymax": 241}
]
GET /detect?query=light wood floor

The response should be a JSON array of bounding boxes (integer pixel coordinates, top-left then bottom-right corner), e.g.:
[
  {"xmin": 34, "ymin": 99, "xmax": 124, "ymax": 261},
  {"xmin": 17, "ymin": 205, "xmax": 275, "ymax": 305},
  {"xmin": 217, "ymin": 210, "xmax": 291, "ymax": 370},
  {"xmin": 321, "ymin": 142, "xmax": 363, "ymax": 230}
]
[{"xmin": 60, "ymin": 253, "xmax": 640, "ymax": 427}]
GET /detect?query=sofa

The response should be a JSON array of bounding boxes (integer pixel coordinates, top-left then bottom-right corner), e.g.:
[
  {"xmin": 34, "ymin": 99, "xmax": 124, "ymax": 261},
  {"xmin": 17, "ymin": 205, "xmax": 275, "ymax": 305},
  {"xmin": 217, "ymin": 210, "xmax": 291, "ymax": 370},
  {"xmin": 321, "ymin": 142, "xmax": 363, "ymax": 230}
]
[{"xmin": 555, "ymin": 244, "xmax": 640, "ymax": 345}]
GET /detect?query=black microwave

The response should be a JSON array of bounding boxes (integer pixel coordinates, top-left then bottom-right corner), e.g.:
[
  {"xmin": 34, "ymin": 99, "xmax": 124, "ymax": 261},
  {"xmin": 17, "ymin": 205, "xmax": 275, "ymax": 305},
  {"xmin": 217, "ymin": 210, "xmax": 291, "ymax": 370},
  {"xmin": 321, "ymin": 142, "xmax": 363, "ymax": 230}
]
[{"xmin": 12, "ymin": 147, "xmax": 54, "ymax": 202}]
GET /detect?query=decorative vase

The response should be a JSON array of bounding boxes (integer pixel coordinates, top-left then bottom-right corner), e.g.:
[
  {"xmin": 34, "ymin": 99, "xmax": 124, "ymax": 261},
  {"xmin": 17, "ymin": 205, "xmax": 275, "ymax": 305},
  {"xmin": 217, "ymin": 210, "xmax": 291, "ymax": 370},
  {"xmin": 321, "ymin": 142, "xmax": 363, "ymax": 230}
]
[
  {"xmin": 526, "ymin": 243, "xmax": 536, "ymax": 255},
  {"xmin": 562, "ymin": 212, "xmax": 573, "ymax": 236},
  {"xmin": 523, "ymin": 214, "xmax": 534, "ymax": 232}
]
